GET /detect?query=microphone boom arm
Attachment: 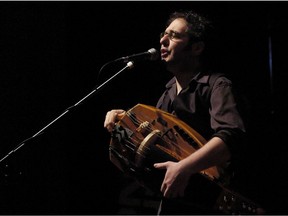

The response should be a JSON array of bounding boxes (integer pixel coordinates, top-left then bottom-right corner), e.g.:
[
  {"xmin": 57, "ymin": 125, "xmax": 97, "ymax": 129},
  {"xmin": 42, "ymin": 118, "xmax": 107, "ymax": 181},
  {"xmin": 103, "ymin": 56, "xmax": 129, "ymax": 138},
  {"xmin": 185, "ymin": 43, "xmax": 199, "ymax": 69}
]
[{"xmin": 0, "ymin": 61, "xmax": 134, "ymax": 164}]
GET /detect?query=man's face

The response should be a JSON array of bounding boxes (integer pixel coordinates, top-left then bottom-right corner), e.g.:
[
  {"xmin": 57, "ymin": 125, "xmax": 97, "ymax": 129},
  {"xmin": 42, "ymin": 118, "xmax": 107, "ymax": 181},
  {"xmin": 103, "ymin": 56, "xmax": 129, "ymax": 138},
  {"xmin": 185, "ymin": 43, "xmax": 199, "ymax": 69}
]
[{"xmin": 160, "ymin": 18, "xmax": 192, "ymax": 69}]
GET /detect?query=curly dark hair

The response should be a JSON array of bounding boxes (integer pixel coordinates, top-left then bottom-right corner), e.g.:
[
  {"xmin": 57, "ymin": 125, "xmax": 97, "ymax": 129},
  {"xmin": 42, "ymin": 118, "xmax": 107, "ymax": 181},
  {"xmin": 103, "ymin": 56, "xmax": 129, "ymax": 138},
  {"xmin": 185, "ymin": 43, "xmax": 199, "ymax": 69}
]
[{"xmin": 166, "ymin": 10, "xmax": 213, "ymax": 44}]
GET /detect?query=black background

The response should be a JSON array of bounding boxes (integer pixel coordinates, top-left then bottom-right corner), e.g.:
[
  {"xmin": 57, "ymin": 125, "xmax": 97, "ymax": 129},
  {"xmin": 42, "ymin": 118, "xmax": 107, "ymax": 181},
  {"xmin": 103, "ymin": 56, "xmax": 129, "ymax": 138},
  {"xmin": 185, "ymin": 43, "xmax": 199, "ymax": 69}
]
[{"xmin": 0, "ymin": 1, "xmax": 288, "ymax": 214}]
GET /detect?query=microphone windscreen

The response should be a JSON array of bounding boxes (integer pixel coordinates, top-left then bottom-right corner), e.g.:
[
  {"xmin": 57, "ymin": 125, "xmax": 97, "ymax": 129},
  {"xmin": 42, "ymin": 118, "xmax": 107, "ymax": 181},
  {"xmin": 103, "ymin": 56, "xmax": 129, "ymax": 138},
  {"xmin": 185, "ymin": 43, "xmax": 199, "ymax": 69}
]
[{"xmin": 148, "ymin": 48, "xmax": 159, "ymax": 61}]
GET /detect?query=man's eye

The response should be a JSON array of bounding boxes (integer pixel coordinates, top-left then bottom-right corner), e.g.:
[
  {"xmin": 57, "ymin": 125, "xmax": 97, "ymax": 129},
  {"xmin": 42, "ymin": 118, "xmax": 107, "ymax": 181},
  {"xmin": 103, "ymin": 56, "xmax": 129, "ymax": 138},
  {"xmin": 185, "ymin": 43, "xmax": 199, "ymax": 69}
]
[{"xmin": 170, "ymin": 32, "xmax": 176, "ymax": 38}]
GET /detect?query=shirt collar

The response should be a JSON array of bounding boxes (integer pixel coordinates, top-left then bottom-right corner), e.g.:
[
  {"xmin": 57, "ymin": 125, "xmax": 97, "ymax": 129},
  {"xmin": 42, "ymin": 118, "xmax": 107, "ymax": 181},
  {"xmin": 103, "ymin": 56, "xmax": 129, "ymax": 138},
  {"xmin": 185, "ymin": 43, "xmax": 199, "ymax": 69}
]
[{"xmin": 165, "ymin": 71, "xmax": 210, "ymax": 89}]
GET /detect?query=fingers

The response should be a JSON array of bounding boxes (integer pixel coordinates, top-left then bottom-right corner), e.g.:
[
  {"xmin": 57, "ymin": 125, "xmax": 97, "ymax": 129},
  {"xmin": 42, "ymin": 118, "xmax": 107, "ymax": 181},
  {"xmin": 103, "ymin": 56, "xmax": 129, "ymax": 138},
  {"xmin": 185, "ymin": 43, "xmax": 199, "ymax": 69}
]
[
  {"xmin": 161, "ymin": 178, "xmax": 174, "ymax": 198},
  {"xmin": 161, "ymin": 181, "xmax": 185, "ymax": 198},
  {"xmin": 154, "ymin": 162, "xmax": 168, "ymax": 169},
  {"xmin": 104, "ymin": 109, "xmax": 125, "ymax": 132},
  {"xmin": 154, "ymin": 161, "xmax": 186, "ymax": 198},
  {"xmin": 154, "ymin": 162, "xmax": 171, "ymax": 196}
]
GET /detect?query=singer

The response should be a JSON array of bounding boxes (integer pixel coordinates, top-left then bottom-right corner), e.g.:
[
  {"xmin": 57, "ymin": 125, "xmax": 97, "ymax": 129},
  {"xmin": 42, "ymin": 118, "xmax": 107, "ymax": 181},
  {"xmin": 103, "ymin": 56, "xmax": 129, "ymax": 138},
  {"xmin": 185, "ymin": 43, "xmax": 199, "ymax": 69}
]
[{"xmin": 104, "ymin": 10, "xmax": 263, "ymax": 214}]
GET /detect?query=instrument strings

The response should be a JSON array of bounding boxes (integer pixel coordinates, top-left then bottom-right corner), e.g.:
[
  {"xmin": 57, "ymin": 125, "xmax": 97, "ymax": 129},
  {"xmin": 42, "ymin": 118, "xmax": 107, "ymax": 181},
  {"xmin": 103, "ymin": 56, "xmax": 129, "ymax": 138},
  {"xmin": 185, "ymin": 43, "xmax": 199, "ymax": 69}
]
[{"xmin": 126, "ymin": 111, "xmax": 192, "ymax": 157}]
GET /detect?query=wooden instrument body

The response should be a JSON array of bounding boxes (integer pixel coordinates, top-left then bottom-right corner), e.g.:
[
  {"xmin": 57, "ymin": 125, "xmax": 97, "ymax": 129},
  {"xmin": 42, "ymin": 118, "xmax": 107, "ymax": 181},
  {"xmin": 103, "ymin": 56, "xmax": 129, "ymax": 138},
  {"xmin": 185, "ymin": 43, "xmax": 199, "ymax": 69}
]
[
  {"xmin": 109, "ymin": 104, "xmax": 263, "ymax": 214},
  {"xmin": 109, "ymin": 104, "xmax": 219, "ymax": 178}
]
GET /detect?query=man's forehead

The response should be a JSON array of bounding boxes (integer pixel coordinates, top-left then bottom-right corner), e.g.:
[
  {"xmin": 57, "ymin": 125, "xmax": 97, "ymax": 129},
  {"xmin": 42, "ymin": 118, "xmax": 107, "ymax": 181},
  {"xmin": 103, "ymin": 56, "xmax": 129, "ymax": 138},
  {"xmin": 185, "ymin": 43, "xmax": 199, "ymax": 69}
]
[{"xmin": 166, "ymin": 18, "xmax": 188, "ymax": 32}]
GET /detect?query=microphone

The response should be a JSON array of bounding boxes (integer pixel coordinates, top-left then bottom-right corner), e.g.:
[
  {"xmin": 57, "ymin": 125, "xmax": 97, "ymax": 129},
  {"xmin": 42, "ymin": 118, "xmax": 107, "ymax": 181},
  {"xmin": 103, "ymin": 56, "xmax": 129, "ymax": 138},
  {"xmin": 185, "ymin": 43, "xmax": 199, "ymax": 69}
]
[{"xmin": 115, "ymin": 48, "xmax": 159, "ymax": 63}]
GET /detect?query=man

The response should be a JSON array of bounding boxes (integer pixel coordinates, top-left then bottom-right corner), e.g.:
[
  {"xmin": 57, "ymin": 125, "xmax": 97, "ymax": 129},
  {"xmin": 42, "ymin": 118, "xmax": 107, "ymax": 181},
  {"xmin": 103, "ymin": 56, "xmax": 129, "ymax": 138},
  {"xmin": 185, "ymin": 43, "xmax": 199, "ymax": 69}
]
[{"xmin": 104, "ymin": 10, "xmax": 247, "ymax": 214}]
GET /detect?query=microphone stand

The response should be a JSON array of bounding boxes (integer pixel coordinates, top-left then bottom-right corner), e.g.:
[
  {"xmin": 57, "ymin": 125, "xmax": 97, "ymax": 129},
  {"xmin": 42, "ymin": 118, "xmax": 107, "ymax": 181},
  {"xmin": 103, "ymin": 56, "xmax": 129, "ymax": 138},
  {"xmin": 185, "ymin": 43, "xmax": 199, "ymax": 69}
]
[{"xmin": 0, "ymin": 61, "xmax": 135, "ymax": 165}]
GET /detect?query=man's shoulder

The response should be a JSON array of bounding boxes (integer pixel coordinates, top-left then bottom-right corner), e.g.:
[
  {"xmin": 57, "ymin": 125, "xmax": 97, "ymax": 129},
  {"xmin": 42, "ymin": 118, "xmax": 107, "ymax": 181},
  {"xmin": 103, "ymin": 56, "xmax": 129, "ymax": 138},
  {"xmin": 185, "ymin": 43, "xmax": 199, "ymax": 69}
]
[{"xmin": 198, "ymin": 71, "xmax": 231, "ymax": 86}]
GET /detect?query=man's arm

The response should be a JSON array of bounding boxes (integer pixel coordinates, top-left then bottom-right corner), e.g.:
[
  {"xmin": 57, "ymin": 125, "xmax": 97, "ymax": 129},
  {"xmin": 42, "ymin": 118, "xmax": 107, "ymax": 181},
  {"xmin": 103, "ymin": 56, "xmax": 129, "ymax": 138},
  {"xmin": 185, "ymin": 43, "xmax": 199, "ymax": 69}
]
[{"xmin": 154, "ymin": 136, "xmax": 230, "ymax": 198}]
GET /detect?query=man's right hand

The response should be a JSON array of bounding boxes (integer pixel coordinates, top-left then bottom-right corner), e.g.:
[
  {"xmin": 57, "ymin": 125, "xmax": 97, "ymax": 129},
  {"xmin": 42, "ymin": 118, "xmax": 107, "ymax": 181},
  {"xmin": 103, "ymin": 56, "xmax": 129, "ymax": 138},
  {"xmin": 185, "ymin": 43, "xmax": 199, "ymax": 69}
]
[{"xmin": 104, "ymin": 109, "xmax": 126, "ymax": 132}]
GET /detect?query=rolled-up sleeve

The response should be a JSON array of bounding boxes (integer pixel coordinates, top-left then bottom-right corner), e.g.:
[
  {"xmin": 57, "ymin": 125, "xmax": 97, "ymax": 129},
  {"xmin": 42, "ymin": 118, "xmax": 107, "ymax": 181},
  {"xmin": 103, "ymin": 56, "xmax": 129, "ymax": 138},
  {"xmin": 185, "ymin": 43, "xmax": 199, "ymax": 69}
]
[{"xmin": 210, "ymin": 77, "xmax": 246, "ymax": 156}]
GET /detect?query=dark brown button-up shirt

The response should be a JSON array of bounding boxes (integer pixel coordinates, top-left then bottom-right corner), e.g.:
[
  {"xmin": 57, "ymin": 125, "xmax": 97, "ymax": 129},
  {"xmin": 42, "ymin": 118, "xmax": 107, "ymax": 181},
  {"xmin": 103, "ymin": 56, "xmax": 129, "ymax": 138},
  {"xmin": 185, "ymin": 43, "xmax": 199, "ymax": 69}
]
[{"xmin": 156, "ymin": 71, "xmax": 246, "ymax": 157}]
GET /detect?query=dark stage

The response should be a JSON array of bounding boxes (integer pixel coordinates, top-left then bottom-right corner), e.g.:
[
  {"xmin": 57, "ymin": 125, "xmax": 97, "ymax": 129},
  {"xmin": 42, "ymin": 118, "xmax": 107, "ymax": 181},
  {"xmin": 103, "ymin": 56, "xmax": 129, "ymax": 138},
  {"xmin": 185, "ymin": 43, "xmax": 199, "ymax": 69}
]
[{"xmin": 0, "ymin": 1, "xmax": 288, "ymax": 214}]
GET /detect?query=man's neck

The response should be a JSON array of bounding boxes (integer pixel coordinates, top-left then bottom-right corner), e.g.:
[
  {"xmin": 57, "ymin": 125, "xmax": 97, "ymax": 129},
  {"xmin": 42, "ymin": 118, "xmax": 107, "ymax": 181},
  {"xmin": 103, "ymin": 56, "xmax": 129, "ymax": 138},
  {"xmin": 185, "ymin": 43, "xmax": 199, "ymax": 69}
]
[
  {"xmin": 167, "ymin": 58, "xmax": 202, "ymax": 94},
  {"xmin": 175, "ymin": 71, "xmax": 199, "ymax": 95}
]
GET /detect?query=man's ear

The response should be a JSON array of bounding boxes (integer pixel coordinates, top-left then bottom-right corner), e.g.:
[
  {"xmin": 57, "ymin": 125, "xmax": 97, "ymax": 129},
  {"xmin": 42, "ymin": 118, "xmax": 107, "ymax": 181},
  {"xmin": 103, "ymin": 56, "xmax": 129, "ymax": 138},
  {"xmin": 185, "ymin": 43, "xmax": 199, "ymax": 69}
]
[{"xmin": 191, "ymin": 41, "xmax": 205, "ymax": 56}]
